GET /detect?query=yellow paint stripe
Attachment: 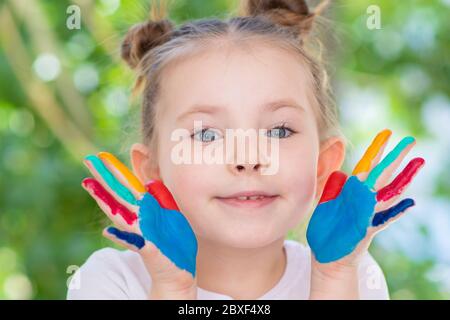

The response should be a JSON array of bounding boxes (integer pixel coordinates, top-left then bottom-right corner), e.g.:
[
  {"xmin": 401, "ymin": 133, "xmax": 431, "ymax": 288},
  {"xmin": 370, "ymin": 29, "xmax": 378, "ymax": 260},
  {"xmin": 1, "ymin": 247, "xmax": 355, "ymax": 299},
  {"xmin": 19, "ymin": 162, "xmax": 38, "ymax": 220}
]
[
  {"xmin": 98, "ymin": 152, "xmax": 146, "ymax": 194},
  {"xmin": 352, "ymin": 129, "xmax": 392, "ymax": 175}
]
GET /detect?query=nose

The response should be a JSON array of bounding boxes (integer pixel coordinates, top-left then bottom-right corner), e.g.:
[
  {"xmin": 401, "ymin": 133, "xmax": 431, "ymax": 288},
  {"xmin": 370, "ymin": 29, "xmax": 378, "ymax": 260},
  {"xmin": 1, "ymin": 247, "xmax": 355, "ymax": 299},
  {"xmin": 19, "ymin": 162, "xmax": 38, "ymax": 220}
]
[
  {"xmin": 229, "ymin": 156, "xmax": 272, "ymax": 175},
  {"xmin": 234, "ymin": 163, "xmax": 262, "ymax": 174},
  {"xmin": 225, "ymin": 134, "xmax": 272, "ymax": 176}
]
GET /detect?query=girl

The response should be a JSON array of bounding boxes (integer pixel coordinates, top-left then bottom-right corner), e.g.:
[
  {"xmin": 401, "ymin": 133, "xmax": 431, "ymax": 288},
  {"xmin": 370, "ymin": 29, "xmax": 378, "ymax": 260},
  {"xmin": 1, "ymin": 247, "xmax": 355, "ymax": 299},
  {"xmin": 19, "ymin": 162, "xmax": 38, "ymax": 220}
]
[{"xmin": 68, "ymin": 0, "xmax": 425, "ymax": 300}]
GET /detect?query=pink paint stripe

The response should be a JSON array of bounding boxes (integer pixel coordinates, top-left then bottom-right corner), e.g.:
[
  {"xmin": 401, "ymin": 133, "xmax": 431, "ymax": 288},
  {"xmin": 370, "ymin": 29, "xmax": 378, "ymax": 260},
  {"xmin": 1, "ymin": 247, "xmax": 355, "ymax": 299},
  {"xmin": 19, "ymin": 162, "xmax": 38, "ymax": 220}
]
[
  {"xmin": 377, "ymin": 157, "xmax": 425, "ymax": 202},
  {"xmin": 83, "ymin": 178, "xmax": 137, "ymax": 225}
]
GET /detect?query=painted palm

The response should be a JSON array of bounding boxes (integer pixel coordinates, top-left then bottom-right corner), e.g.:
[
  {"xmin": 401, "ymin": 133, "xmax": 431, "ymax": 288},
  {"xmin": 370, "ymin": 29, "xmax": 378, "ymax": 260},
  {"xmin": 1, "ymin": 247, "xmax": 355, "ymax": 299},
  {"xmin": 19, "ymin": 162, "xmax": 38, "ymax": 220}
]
[
  {"xmin": 82, "ymin": 152, "xmax": 198, "ymax": 277},
  {"xmin": 307, "ymin": 129, "xmax": 425, "ymax": 263}
]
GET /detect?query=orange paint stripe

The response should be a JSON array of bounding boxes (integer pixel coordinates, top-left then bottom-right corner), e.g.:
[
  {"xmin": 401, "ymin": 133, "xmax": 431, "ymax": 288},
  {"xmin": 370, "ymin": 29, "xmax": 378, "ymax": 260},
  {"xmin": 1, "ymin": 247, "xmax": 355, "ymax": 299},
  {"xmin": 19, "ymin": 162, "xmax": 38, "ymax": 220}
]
[
  {"xmin": 352, "ymin": 129, "xmax": 392, "ymax": 175},
  {"xmin": 98, "ymin": 152, "xmax": 146, "ymax": 194}
]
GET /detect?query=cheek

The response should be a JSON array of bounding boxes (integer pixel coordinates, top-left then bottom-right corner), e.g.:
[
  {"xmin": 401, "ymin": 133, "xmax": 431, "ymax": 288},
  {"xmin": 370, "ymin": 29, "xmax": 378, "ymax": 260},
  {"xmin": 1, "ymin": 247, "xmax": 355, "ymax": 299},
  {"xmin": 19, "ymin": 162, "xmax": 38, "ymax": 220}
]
[
  {"xmin": 180, "ymin": 165, "xmax": 211, "ymax": 191},
  {"xmin": 158, "ymin": 158, "xmax": 217, "ymax": 216},
  {"xmin": 279, "ymin": 138, "xmax": 319, "ymax": 211},
  {"xmin": 156, "ymin": 135, "xmax": 225, "ymax": 222}
]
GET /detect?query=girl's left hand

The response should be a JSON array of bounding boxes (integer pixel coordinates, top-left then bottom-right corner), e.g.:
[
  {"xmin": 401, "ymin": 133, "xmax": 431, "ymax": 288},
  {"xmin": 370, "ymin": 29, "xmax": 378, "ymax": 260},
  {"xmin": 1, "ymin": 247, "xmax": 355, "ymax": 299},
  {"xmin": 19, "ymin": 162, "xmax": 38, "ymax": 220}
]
[{"xmin": 306, "ymin": 129, "xmax": 425, "ymax": 271}]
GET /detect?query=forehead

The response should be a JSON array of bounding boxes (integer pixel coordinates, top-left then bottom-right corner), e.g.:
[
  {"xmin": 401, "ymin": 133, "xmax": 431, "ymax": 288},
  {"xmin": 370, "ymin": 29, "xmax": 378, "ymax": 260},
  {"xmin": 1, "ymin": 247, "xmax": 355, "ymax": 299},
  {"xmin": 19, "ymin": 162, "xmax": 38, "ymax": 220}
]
[{"xmin": 159, "ymin": 42, "xmax": 315, "ymax": 117}]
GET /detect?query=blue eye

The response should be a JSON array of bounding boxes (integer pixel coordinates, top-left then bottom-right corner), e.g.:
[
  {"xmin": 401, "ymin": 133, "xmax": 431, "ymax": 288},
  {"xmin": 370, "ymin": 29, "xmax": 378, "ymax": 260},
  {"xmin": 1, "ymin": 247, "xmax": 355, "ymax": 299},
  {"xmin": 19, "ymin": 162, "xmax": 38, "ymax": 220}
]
[
  {"xmin": 267, "ymin": 125, "xmax": 295, "ymax": 139},
  {"xmin": 191, "ymin": 128, "xmax": 222, "ymax": 142}
]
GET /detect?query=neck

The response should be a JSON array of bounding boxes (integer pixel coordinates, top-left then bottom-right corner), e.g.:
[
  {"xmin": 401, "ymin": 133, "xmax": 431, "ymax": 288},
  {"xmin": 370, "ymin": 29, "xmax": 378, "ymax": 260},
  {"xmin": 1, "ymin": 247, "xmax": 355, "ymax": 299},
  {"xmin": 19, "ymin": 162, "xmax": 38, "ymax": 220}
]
[{"xmin": 195, "ymin": 237, "xmax": 287, "ymax": 299}]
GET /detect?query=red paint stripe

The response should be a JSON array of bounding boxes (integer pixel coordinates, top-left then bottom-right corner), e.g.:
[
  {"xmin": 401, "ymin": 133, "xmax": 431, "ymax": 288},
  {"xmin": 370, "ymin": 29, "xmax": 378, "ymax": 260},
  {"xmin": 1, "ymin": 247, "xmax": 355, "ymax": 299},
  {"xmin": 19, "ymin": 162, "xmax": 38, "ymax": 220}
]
[
  {"xmin": 319, "ymin": 171, "xmax": 348, "ymax": 204},
  {"xmin": 82, "ymin": 178, "xmax": 137, "ymax": 225},
  {"xmin": 145, "ymin": 180, "xmax": 180, "ymax": 211},
  {"xmin": 377, "ymin": 157, "xmax": 425, "ymax": 202}
]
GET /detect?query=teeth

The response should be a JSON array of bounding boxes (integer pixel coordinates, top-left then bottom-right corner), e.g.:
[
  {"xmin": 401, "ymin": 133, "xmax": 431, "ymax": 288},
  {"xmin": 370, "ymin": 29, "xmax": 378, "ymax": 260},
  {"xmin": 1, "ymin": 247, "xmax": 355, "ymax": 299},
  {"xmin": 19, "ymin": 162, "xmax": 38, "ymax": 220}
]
[{"xmin": 235, "ymin": 196, "xmax": 265, "ymax": 200}]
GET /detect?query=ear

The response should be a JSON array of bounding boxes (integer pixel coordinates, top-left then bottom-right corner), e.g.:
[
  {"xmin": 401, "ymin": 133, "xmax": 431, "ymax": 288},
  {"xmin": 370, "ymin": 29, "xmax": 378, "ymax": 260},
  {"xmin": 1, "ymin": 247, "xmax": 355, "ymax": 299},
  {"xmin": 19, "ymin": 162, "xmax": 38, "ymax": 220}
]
[
  {"xmin": 130, "ymin": 143, "xmax": 161, "ymax": 185},
  {"xmin": 315, "ymin": 136, "xmax": 346, "ymax": 200}
]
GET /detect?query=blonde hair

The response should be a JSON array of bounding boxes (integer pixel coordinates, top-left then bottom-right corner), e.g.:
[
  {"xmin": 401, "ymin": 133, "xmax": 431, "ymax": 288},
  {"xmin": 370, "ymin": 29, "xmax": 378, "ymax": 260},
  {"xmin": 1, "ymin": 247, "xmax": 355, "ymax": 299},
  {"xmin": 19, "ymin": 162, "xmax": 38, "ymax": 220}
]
[{"xmin": 121, "ymin": 0, "xmax": 344, "ymax": 160}]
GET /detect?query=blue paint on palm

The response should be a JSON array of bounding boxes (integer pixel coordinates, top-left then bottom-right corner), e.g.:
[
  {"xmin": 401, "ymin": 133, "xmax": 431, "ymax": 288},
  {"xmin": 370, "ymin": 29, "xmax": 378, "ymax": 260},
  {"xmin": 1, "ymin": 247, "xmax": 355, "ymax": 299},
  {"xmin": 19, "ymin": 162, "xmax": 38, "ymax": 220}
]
[
  {"xmin": 137, "ymin": 193, "xmax": 198, "ymax": 277},
  {"xmin": 306, "ymin": 176, "xmax": 377, "ymax": 263}
]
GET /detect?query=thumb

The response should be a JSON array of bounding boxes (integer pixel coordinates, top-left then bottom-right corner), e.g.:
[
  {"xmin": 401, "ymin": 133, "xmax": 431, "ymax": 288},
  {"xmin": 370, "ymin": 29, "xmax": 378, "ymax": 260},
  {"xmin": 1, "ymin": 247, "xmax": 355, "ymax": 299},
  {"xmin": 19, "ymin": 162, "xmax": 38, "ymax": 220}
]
[{"xmin": 318, "ymin": 171, "xmax": 348, "ymax": 204}]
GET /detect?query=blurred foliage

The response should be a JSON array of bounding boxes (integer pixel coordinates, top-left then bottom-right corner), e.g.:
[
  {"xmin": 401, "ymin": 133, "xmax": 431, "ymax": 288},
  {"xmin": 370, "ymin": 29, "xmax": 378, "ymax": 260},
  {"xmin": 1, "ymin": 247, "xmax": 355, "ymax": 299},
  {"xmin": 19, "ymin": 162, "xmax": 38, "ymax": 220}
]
[{"xmin": 0, "ymin": 0, "xmax": 449, "ymax": 299}]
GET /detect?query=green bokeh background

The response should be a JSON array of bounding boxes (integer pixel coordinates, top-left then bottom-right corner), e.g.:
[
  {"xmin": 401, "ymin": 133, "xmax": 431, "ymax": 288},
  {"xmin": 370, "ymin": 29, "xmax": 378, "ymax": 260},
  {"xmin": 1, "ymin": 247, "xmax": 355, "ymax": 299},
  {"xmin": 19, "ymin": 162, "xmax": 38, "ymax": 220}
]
[{"xmin": 0, "ymin": 0, "xmax": 449, "ymax": 299}]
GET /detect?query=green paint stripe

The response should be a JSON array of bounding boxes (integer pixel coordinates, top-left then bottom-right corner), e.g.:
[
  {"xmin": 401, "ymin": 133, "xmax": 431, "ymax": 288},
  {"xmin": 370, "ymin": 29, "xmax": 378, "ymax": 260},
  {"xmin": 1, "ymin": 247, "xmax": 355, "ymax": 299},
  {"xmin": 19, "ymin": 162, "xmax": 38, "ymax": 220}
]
[
  {"xmin": 365, "ymin": 136, "xmax": 415, "ymax": 189},
  {"xmin": 86, "ymin": 155, "xmax": 137, "ymax": 205}
]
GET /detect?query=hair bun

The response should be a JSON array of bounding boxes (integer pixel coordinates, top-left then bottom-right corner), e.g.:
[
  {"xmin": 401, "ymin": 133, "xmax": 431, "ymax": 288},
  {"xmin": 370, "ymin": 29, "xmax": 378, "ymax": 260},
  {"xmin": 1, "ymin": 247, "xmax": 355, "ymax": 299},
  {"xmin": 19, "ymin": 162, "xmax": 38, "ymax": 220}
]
[
  {"xmin": 121, "ymin": 19, "xmax": 174, "ymax": 69},
  {"xmin": 244, "ymin": 0, "xmax": 328, "ymax": 36}
]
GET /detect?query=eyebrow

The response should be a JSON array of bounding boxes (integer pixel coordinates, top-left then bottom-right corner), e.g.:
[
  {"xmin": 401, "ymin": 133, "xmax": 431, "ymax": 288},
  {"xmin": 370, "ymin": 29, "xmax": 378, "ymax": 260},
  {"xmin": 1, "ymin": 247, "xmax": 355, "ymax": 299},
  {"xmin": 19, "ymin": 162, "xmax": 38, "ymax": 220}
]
[{"xmin": 176, "ymin": 98, "xmax": 305, "ymax": 122}]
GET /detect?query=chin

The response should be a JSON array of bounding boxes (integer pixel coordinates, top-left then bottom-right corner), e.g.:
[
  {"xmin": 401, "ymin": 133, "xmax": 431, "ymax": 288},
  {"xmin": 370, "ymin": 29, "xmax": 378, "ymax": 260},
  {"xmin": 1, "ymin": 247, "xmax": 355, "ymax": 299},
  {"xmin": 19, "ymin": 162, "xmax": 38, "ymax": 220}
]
[
  {"xmin": 185, "ymin": 197, "xmax": 305, "ymax": 249},
  {"xmin": 199, "ymin": 218, "xmax": 289, "ymax": 249}
]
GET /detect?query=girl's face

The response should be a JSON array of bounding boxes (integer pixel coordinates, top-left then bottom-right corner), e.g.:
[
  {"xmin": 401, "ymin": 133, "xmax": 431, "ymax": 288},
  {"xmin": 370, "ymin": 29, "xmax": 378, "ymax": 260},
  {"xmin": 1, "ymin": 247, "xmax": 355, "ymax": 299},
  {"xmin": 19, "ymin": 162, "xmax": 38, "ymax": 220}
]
[{"xmin": 147, "ymin": 43, "xmax": 325, "ymax": 248}]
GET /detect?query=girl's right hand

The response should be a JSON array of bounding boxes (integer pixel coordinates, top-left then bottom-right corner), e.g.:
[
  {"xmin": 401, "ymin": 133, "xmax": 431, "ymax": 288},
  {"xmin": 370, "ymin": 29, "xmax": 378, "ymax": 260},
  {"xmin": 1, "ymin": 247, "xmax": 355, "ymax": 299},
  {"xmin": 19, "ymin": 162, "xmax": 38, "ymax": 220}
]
[{"xmin": 81, "ymin": 152, "xmax": 198, "ymax": 299}]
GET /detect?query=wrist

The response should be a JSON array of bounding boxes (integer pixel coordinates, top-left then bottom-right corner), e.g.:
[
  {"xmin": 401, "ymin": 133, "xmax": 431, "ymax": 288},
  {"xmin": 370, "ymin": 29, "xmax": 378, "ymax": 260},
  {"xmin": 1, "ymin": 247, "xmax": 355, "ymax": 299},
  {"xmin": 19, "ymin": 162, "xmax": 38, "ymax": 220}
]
[
  {"xmin": 312, "ymin": 258, "xmax": 359, "ymax": 281},
  {"xmin": 149, "ymin": 281, "xmax": 197, "ymax": 300},
  {"xmin": 310, "ymin": 257, "xmax": 360, "ymax": 300}
]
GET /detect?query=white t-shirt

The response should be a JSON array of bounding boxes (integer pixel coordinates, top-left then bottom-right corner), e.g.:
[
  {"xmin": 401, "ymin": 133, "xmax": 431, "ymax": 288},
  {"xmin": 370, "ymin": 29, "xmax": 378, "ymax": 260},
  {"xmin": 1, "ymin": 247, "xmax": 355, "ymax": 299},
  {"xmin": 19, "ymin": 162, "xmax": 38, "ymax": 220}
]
[{"xmin": 67, "ymin": 240, "xmax": 389, "ymax": 300}]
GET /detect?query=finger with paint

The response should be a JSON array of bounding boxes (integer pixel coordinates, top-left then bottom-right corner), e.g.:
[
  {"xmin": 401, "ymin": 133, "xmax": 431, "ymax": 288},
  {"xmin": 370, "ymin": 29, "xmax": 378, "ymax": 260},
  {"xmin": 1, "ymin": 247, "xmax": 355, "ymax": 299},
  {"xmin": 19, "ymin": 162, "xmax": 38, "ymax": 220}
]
[
  {"xmin": 82, "ymin": 177, "xmax": 139, "ymax": 230},
  {"xmin": 84, "ymin": 153, "xmax": 142, "ymax": 207},
  {"xmin": 372, "ymin": 157, "xmax": 425, "ymax": 227},
  {"xmin": 82, "ymin": 153, "xmax": 141, "ymax": 230},
  {"xmin": 98, "ymin": 152, "xmax": 147, "ymax": 196},
  {"xmin": 352, "ymin": 129, "xmax": 392, "ymax": 180},
  {"xmin": 363, "ymin": 135, "xmax": 417, "ymax": 190},
  {"xmin": 103, "ymin": 226, "xmax": 146, "ymax": 250},
  {"xmin": 82, "ymin": 152, "xmax": 198, "ymax": 277},
  {"xmin": 307, "ymin": 130, "xmax": 425, "ymax": 263},
  {"xmin": 145, "ymin": 179, "xmax": 181, "ymax": 211},
  {"xmin": 376, "ymin": 157, "xmax": 425, "ymax": 203}
]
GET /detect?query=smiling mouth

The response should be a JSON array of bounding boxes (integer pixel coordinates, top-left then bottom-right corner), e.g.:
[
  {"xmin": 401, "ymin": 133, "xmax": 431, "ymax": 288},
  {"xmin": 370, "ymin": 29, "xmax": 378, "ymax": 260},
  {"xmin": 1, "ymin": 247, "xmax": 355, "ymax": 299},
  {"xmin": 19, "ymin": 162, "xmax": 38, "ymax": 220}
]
[{"xmin": 215, "ymin": 194, "xmax": 279, "ymax": 209}]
